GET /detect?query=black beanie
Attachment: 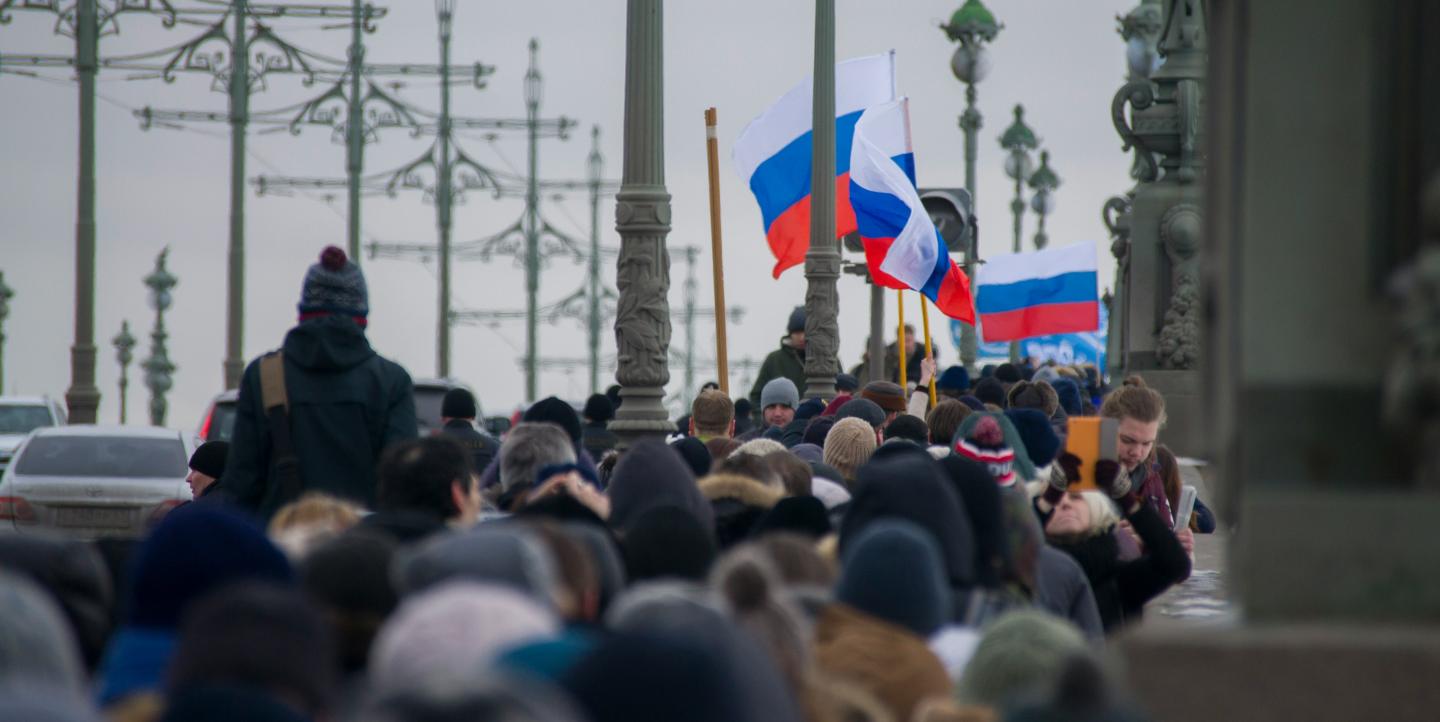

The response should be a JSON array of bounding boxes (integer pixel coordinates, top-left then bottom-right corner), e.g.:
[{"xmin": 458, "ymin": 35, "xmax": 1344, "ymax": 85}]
[
  {"xmin": 440, "ymin": 388, "xmax": 478, "ymax": 419},
  {"xmin": 583, "ymin": 393, "xmax": 616, "ymax": 423},
  {"xmin": 802, "ymin": 416, "xmax": 837, "ymax": 447},
  {"xmin": 168, "ymin": 582, "xmax": 333, "ymax": 717},
  {"xmin": 994, "ymin": 363, "xmax": 1022, "ymax": 384},
  {"xmin": 188, "ymin": 441, "xmax": 229, "ymax": 479},
  {"xmin": 523, "ymin": 397, "xmax": 584, "ymax": 444},
  {"xmin": 974, "ymin": 377, "xmax": 1007, "ymax": 408},
  {"xmin": 787, "ymin": 306, "xmax": 806, "ymax": 334},
  {"xmin": 621, "ymin": 506, "xmax": 717, "ymax": 583},
  {"xmin": 669, "ymin": 437, "xmax": 712, "ymax": 478}
]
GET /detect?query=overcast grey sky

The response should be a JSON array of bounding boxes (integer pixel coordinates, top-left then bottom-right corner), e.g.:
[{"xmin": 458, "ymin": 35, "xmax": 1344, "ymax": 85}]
[{"xmin": 1, "ymin": 0, "xmax": 1136, "ymax": 426}]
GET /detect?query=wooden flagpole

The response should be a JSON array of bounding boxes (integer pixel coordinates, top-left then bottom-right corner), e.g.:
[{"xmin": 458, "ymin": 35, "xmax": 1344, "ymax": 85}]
[
  {"xmin": 704, "ymin": 107, "xmax": 730, "ymax": 395},
  {"xmin": 920, "ymin": 294, "xmax": 938, "ymax": 408},
  {"xmin": 896, "ymin": 289, "xmax": 907, "ymax": 390}
]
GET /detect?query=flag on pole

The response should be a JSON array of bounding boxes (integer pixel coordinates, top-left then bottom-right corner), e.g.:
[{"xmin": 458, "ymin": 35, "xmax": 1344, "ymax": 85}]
[
  {"xmin": 848, "ymin": 98, "xmax": 975, "ymax": 322},
  {"xmin": 976, "ymin": 244, "xmax": 1100, "ymax": 342},
  {"xmin": 733, "ymin": 52, "xmax": 897, "ymax": 278}
]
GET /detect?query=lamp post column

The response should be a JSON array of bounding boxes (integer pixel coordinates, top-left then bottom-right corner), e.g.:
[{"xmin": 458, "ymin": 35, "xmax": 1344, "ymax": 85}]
[
  {"xmin": 0, "ymin": 271, "xmax": 12, "ymax": 393},
  {"xmin": 142, "ymin": 250, "xmax": 177, "ymax": 428},
  {"xmin": 999, "ymin": 103, "xmax": 1037, "ymax": 362},
  {"xmin": 223, "ymin": 0, "xmax": 249, "ymax": 391},
  {"xmin": 435, "ymin": 3, "xmax": 454, "ymax": 379},
  {"xmin": 112, "ymin": 321, "xmax": 136, "ymax": 424},
  {"xmin": 802, "ymin": 0, "xmax": 840, "ymax": 400},
  {"xmin": 609, "ymin": 0, "xmax": 675, "ymax": 445},
  {"xmin": 66, "ymin": 0, "xmax": 101, "ymax": 423},
  {"xmin": 942, "ymin": 0, "xmax": 1001, "ymax": 373}
]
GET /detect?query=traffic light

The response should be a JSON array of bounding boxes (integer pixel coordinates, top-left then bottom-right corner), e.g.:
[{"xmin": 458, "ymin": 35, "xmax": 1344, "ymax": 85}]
[{"xmin": 918, "ymin": 188, "xmax": 975, "ymax": 256}]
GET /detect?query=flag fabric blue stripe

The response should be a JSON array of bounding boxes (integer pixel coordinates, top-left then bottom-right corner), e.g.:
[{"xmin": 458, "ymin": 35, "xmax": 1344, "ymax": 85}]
[
  {"xmin": 919, "ymin": 229, "xmax": 949, "ymax": 300},
  {"xmin": 975, "ymin": 271, "xmax": 1099, "ymax": 315},
  {"xmin": 845, "ymin": 152, "xmax": 917, "ymax": 238},
  {"xmin": 749, "ymin": 110, "xmax": 866, "ymax": 229}
]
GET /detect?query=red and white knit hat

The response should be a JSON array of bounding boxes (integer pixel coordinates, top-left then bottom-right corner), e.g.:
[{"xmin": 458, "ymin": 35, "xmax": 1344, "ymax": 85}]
[{"xmin": 953, "ymin": 415, "xmax": 1016, "ymax": 486}]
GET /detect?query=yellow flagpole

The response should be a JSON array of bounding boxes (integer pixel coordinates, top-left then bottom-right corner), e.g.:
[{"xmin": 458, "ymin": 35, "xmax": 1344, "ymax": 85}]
[
  {"xmin": 896, "ymin": 289, "xmax": 907, "ymax": 390},
  {"xmin": 704, "ymin": 107, "xmax": 730, "ymax": 395},
  {"xmin": 920, "ymin": 294, "xmax": 937, "ymax": 408}
]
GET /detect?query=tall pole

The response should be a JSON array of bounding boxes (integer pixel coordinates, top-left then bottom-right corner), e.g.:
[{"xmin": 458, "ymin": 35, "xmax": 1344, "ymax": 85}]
[
  {"xmin": 435, "ymin": 2, "xmax": 454, "ymax": 379},
  {"xmin": 112, "ymin": 321, "xmax": 136, "ymax": 425},
  {"xmin": 345, "ymin": 0, "xmax": 365, "ymax": 261},
  {"xmin": 943, "ymin": 0, "xmax": 1000, "ymax": 374},
  {"xmin": 801, "ymin": 0, "xmax": 840, "ymax": 400},
  {"xmin": 523, "ymin": 38, "xmax": 542, "ymax": 401},
  {"xmin": 703, "ymin": 108, "xmax": 730, "ymax": 396},
  {"xmin": 66, "ymin": 0, "xmax": 101, "ymax": 423},
  {"xmin": 868, "ymin": 283, "xmax": 885, "ymax": 382},
  {"xmin": 223, "ymin": 0, "xmax": 250, "ymax": 391},
  {"xmin": 683, "ymin": 246, "xmax": 697, "ymax": 407},
  {"xmin": 959, "ymin": 83, "xmax": 981, "ymax": 370},
  {"xmin": 609, "ymin": 0, "xmax": 675, "ymax": 444},
  {"xmin": 0, "ymin": 271, "xmax": 11, "ymax": 393},
  {"xmin": 587, "ymin": 125, "xmax": 603, "ymax": 395},
  {"xmin": 999, "ymin": 103, "xmax": 1037, "ymax": 363}
]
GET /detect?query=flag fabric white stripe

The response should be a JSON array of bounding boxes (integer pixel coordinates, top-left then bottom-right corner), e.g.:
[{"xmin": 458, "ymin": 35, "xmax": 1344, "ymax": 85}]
[
  {"xmin": 977, "ymin": 243, "xmax": 1097, "ymax": 287},
  {"xmin": 732, "ymin": 52, "xmax": 896, "ymax": 182}
]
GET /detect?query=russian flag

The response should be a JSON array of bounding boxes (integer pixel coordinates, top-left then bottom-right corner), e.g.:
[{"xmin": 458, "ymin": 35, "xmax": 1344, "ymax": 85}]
[
  {"xmin": 733, "ymin": 52, "xmax": 897, "ymax": 278},
  {"xmin": 849, "ymin": 98, "xmax": 975, "ymax": 322},
  {"xmin": 976, "ymin": 244, "xmax": 1100, "ymax": 342}
]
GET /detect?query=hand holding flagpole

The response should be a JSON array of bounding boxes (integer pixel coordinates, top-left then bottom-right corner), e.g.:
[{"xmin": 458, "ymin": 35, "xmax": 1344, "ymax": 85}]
[{"xmin": 920, "ymin": 295, "xmax": 938, "ymax": 408}]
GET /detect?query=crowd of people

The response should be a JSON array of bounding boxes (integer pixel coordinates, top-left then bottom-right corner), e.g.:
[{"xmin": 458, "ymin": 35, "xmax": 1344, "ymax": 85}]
[{"xmin": 0, "ymin": 248, "xmax": 1214, "ymax": 721}]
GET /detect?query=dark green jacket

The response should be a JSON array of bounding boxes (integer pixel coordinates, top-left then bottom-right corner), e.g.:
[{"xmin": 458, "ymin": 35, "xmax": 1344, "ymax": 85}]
[
  {"xmin": 748, "ymin": 337, "xmax": 808, "ymax": 418},
  {"xmin": 220, "ymin": 316, "xmax": 416, "ymax": 519}
]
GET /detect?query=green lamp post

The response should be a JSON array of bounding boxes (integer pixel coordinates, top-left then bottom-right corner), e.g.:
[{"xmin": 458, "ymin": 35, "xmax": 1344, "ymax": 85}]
[
  {"xmin": 998, "ymin": 105, "xmax": 1038, "ymax": 362},
  {"xmin": 112, "ymin": 321, "xmax": 136, "ymax": 425},
  {"xmin": 142, "ymin": 249, "xmax": 177, "ymax": 427},
  {"xmin": 1028, "ymin": 150, "xmax": 1061, "ymax": 250},
  {"xmin": 0, "ymin": 271, "xmax": 12, "ymax": 393},
  {"xmin": 942, "ymin": 0, "xmax": 1001, "ymax": 372}
]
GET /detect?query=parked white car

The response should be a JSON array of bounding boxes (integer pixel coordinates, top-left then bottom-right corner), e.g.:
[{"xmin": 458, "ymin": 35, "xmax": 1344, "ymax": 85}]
[
  {"xmin": 0, "ymin": 425, "xmax": 194, "ymax": 539},
  {"xmin": 0, "ymin": 396, "xmax": 67, "ymax": 474}
]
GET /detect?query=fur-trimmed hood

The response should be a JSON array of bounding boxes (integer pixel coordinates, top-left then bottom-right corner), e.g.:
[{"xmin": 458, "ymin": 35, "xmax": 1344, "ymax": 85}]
[{"xmin": 697, "ymin": 474, "xmax": 784, "ymax": 510}]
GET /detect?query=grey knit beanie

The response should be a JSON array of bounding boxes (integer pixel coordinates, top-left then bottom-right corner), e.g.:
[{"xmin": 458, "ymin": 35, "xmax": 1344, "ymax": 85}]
[
  {"xmin": 298, "ymin": 246, "xmax": 369, "ymax": 318},
  {"xmin": 760, "ymin": 377, "xmax": 799, "ymax": 410}
]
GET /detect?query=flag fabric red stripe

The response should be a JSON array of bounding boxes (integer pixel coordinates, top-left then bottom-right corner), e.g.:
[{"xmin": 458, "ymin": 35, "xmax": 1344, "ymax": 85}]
[
  {"xmin": 979, "ymin": 301, "xmax": 1097, "ymax": 342},
  {"xmin": 934, "ymin": 264, "xmax": 975, "ymax": 324},
  {"xmin": 763, "ymin": 173, "xmax": 858, "ymax": 279}
]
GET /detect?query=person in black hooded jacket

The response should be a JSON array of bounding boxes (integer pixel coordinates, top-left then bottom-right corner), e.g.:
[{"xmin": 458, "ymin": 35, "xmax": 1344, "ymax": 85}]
[
  {"xmin": 1035, "ymin": 454, "xmax": 1190, "ymax": 632},
  {"xmin": 221, "ymin": 247, "xmax": 416, "ymax": 519},
  {"xmin": 839, "ymin": 444, "xmax": 983, "ymax": 624}
]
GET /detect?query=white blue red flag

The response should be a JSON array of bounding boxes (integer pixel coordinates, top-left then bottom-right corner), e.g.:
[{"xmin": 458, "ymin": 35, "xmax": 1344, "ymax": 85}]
[
  {"xmin": 976, "ymin": 243, "xmax": 1100, "ymax": 342},
  {"xmin": 848, "ymin": 98, "xmax": 975, "ymax": 322},
  {"xmin": 733, "ymin": 52, "xmax": 896, "ymax": 278}
]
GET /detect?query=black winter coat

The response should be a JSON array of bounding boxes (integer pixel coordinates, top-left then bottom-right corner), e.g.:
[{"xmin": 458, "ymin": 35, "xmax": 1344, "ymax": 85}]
[
  {"xmin": 1043, "ymin": 501, "xmax": 1191, "ymax": 632},
  {"xmin": 440, "ymin": 419, "xmax": 500, "ymax": 477},
  {"xmin": 220, "ymin": 316, "xmax": 416, "ymax": 519}
]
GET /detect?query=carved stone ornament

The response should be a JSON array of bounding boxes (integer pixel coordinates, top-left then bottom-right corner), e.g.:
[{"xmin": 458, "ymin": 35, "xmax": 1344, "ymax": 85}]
[
  {"xmin": 1158, "ymin": 203, "xmax": 1202, "ymax": 369},
  {"xmin": 1382, "ymin": 173, "xmax": 1440, "ymax": 489}
]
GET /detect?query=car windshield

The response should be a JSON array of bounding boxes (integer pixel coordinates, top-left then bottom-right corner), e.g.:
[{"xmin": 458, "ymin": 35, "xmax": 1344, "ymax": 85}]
[
  {"xmin": 14, "ymin": 436, "xmax": 186, "ymax": 478},
  {"xmin": 0, "ymin": 406, "xmax": 54, "ymax": 435},
  {"xmin": 414, "ymin": 388, "xmax": 448, "ymax": 436},
  {"xmin": 207, "ymin": 402, "xmax": 238, "ymax": 442}
]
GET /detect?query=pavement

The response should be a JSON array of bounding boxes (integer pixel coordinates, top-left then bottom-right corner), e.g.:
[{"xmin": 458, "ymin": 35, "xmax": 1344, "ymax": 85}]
[{"xmin": 1146, "ymin": 461, "xmax": 1236, "ymax": 626}]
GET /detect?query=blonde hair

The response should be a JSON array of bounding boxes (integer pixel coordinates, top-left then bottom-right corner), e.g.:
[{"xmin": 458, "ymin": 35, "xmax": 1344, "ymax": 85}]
[
  {"xmin": 1099, "ymin": 375, "xmax": 1167, "ymax": 426},
  {"xmin": 268, "ymin": 492, "xmax": 363, "ymax": 559}
]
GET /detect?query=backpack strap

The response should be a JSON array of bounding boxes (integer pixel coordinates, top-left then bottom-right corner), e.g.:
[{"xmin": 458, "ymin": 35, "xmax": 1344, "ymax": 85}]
[{"xmin": 259, "ymin": 351, "xmax": 303, "ymax": 503}]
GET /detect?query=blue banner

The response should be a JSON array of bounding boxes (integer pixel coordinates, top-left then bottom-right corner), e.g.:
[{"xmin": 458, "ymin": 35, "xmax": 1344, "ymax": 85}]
[{"xmin": 952, "ymin": 305, "xmax": 1108, "ymax": 368}]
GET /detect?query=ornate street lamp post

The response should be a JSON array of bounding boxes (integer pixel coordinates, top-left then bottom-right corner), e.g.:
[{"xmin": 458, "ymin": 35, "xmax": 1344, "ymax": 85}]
[
  {"xmin": 112, "ymin": 321, "xmax": 136, "ymax": 424},
  {"xmin": 999, "ymin": 104, "xmax": 1037, "ymax": 361},
  {"xmin": 0, "ymin": 271, "xmax": 12, "ymax": 393},
  {"xmin": 1028, "ymin": 150, "xmax": 1060, "ymax": 250},
  {"xmin": 142, "ymin": 250, "xmax": 177, "ymax": 427},
  {"xmin": 942, "ymin": 0, "xmax": 1000, "ymax": 372}
]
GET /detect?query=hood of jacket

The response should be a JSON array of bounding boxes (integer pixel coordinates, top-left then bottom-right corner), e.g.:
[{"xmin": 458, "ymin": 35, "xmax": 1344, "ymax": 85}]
[
  {"xmin": 606, "ymin": 440, "xmax": 715, "ymax": 534},
  {"xmin": 283, "ymin": 315, "xmax": 376, "ymax": 372},
  {"xmin": 840, "ymin": 445, "xmax": 977, "ymax": 592}
]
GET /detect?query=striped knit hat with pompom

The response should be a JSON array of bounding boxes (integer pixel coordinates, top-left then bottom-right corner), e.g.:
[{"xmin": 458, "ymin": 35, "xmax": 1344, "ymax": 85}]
[{"xmin": 953, "ymin": 414, "xmax": 1017, "ymax": 487}]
